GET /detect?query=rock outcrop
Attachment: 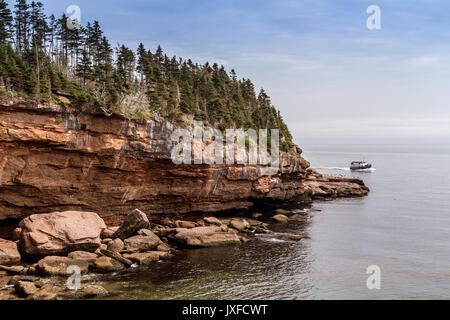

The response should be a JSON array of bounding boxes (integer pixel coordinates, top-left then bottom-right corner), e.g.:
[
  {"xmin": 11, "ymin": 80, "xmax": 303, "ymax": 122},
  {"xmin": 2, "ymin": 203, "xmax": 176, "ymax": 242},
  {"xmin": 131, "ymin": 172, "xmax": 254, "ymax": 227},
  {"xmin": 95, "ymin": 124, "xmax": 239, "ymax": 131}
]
[
  {"xmin": 36, "ymin": 256, "xmax": 89, "ymax": 276},
  {"xmin": 0, "ymin": 101, "xmax": 369, "ymax": 222},
  {"xmin": 0, "ymin": 239, "xmax": 21, "ymax": 266},
  {"xmin": 174, "ymin": 226, "xmax": 242, "ymax": 247},
  {"xmin": 112, "ymin": 209, "xmax": 150, "ymax": 240},
  {"xmin": 19, "ymin": 211, "xmax": 106, "ymax": 258}
]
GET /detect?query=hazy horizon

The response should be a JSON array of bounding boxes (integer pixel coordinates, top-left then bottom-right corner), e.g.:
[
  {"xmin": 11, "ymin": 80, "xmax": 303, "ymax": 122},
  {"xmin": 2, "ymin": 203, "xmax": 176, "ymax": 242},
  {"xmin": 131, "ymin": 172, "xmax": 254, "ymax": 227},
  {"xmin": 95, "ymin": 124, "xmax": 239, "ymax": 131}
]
[{"xmin": 9, "ymin": 0, "xmax": 450, "ymax": 145}]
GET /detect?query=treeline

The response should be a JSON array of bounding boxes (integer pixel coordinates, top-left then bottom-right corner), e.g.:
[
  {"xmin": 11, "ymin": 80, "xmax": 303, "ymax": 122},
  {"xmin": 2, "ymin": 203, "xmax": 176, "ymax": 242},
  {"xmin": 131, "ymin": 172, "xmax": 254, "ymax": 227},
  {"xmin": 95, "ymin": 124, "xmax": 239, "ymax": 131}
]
[{"xmin": 0, "ymin": 0, "xmax": 294, "ymax": 151}]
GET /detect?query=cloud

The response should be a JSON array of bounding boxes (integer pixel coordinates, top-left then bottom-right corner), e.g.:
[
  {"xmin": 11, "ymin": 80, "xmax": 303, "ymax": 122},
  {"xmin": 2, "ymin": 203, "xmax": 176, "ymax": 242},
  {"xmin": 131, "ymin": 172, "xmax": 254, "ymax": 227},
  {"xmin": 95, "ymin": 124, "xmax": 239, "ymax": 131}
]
[{"xmin": 408, "ymin": 56, "xmax": 441, "ymax": 67}]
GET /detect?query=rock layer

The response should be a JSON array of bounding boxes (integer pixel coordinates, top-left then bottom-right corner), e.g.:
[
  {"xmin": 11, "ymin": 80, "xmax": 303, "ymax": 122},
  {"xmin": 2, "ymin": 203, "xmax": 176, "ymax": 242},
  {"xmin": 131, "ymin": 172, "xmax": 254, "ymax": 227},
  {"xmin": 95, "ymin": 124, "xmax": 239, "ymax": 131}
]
[{"xmin": 0, "ymin": 102, "xmax": 369, "ymax": 221}]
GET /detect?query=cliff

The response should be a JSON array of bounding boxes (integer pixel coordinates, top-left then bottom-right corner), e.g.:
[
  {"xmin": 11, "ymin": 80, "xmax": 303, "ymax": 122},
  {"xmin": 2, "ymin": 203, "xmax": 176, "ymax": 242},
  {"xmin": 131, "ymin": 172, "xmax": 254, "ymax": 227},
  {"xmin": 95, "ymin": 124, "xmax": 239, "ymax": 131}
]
[{"xmin": 0, "ymin": 101, "xmax": 369, "ymax": 221}]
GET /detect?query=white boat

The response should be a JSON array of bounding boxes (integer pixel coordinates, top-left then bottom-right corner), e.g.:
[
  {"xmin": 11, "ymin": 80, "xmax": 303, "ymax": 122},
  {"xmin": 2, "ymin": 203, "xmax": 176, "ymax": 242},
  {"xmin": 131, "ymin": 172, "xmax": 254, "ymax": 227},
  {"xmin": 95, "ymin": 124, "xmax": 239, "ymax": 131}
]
[{"xmin": 350, "ymin": 161, "xmax": 372, "ymax": 170}]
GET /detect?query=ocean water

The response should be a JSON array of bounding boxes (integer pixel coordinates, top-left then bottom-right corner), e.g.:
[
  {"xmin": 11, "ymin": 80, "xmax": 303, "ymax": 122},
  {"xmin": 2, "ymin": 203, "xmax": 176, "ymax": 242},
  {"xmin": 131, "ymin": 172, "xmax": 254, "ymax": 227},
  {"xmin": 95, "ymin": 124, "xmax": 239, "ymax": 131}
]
[{"xmin": 99, "ymin": 145, "xmax": 450, "ymax": 300}]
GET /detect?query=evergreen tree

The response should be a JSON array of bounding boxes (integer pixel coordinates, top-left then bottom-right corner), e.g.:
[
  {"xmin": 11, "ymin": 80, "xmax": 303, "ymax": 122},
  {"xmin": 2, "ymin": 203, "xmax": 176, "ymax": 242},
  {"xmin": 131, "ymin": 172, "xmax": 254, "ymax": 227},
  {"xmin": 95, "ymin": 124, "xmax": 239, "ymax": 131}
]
[
  {"xmin": 0, "ymin": 0, "xmax": 295, "ymax": 152},
  {"xmin": 14, "ymin": 0, "xmax": 31, "ymax": 55},
  {"xmin": 0, "ymin": 0, "xmax": 13, "ymax": 44},
  {"xmin": 76, "ymin": 49, "xmax": 92, "ymax": 88}
]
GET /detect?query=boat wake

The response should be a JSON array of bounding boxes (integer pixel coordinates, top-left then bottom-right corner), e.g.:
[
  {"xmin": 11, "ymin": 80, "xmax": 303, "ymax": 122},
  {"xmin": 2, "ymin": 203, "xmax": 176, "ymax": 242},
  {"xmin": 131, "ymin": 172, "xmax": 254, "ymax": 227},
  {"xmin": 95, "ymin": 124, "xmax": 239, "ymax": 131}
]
[
  {"xmin": 315, "ymin": 167, "xmax": 376, "ymax": 172},
  {"xmin": 353, "ymin": 168, "xmax": 376, "ymax": 172},
  {"xmin": 315, "ymin": 166, "xmax": 351, "ymax": 171}
]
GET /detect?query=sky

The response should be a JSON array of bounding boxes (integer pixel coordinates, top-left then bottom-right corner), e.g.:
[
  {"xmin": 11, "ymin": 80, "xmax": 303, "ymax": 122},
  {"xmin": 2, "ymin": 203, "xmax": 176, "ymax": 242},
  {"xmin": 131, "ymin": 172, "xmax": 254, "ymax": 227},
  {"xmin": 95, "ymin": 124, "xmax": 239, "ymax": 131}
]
[{"xmin": 7, "ymin": 0, "xmax": 450, "ymax": 145}]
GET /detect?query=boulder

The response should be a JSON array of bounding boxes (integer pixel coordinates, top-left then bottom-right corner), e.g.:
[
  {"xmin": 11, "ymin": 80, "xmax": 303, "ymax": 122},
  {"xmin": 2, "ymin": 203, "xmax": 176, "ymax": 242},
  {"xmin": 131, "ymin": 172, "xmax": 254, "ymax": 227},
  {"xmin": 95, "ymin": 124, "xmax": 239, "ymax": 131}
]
[
  {"xmin": 123, "ymin": 252, "xmax": 160, "ymax": 265},
  {"xmin": 101, "ymin": 227, "xmax": 118, "ymax": 239},
  {"xmin": 59, "ymin": 285, "xmax": 109, "ymax": 299},
  {"xmin": 67, "ymin": 251, "xmax": 98, "ymax": 264},
  {"xmin": 175, "ymin": 220, "xmax": 196, "ymax": 229},
  {"xmin": 36, "ymin": 256, "xmax": 89, "ymax": 276},
  {"xmin": 136, "ymin": 229, "xmax": 154, "ymax": 237},
  {"xmin": 100, "ymin": 249, "xmax": 132, "ymax": 267},
  {"xmin": 8, "ymin": 275, "xmax": 40, "ymax": 285},
  {"xmin": 229, "ymin": 219, "xmax": 250, "ymax": 232},
  {"xmin": 272, "ymin": 214, "xmax": 289, "ymax": 223},
  {"xmin": 93, "ymin": 256, "xmax": 125, "ymax": 273},
  {"xmin": 252, "ymin": 213, "xmax": 263, "ymax": 219},
  {"xmin": 12, "ymin": 228, "xmax": 22, "ymax": 241},
  {"xmin": 275, "ymin": 209, "xmax": 290, "ymax": 215},
  {"xmin": 203, "ymin": 217, "xmax": 222, "ymax": 226},
  {"xmin": 156, "ymin": 243, "xmax": 171, "ymax": 252},
  {"xmin": 30, "ymin": 284, "xmax": 58, "ymax": 300},
  {"xmin": 124, "ymin": 234, "xmax": 161, "ymax": 252},
  {"xmin": 0, "ymin": 265, "xmax": 25, "ymax": 274},
  {"xmin": 15, "ymin": 281, "xmax": 37, "ymax": 297},
  {"xmin": 155, "ymin": 251, "xmax": 172, "ymax": 260},
  {"xmin": 113, "ymin": 209, "xmax": 150, "ymax": 240},
  {"xmin": 174, "ymin": 226, "xmax": 241, "ymax": 248},
  {"xmin": 0, "ymin": 275, "xmax": 11, "ymax": 288},
  {"xmin": 289, "ymin": 214, "xmax": 305, "ymax": 221},
  {"xmin": 0, "ymin": 239, "xmax": 21, "ymax": 266},
  {"xmin": 19, "ymin": 211, "xmax": 106, "ymax": 258},
  {"xmin": 106, "ymin": 238, "xmax": 124, "ymax": 253}
]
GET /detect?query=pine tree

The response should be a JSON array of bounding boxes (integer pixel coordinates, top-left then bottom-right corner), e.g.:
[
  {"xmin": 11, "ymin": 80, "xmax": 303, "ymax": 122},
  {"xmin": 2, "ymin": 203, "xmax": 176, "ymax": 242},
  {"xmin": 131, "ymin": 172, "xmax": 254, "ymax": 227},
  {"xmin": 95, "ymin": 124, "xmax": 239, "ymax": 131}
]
[
  {"xmin": 0, "ymin": 0, "xmax": 13, "ymax": 44},
  {"xmin": 76, "ymin": 49, "xmax": 92, "ymax": 88},
  {"xmin": 116, "ymin": 44, "xmax": 135, "ymax": 90},
  {"xmin": 14, "ymin": 0, "xmax": 31, "ymax": 55}
]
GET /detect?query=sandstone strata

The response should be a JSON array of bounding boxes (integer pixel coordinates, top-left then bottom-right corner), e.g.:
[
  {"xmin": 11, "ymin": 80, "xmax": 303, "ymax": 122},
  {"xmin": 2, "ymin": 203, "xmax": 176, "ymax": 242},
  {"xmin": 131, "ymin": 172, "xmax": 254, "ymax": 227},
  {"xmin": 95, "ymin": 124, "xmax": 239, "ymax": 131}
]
[{"xmin": 0, "ymin": 101, "xmax": 369, "ymax": 222}]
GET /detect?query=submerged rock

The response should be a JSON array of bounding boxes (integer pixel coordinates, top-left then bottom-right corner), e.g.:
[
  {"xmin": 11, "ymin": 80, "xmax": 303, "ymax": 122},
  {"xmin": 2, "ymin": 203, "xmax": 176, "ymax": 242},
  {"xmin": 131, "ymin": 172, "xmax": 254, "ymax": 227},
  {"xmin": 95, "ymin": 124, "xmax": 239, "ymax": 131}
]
[
  {"xmin": 36, "ymin": 256, "xmax": 89, "ymax": 276},
  {"xmin": 93, "ymin": 256, "xmax": 125, "ymax": 273},
  {"xmin": 252, "ymin": 213, "xmax": 263, "ymax": 219},
  {"xmin": 282, "ymin": 234, "xmax": 311, "ymax": 241},
  {"xmin": 30, "ymin": 284, "xmax": 58, "ymax": 300},
  {"xmin": 0, "ymin": 239, "xmax": 21, "ymax": 266},
  {"xmin": 272, "ymin": 214, "xmax": 289, "ymax": 223},
  {"xmin": 59, "ymin": 285, "xmax": 109, "ymax": 300},
  {"xmin": 123, "ymin": 252, "xmax": 160, "ymax": 265},
  {"xmin": 19, "ymin": 211, "xmax": 106, "ymax": 258},
  {"xmin": 275, "ymin": 209, "xmax": 290, "ymax": 215},
  {"xmin": 113, "ymin": 209, "xmax": 150, "ymax": 240},
  {"xmin": 156, "ymin": 243, "xmax": 171, "ymax": 252},
  {"xmin": 174, "ymin": 226, "xmax": 241, "ymax": 248},
  {"xmin": 15, "ymin": 281, "xmax": 37, "ymax": 297}
]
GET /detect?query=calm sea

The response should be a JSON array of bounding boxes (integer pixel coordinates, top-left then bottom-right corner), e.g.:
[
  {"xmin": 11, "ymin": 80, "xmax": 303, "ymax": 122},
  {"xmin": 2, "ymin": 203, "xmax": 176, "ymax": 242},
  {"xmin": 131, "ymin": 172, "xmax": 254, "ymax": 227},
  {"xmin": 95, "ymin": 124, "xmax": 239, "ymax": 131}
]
[{"xmin": 100, "ymin": 145, "xmax": 450, "ymax": 300}]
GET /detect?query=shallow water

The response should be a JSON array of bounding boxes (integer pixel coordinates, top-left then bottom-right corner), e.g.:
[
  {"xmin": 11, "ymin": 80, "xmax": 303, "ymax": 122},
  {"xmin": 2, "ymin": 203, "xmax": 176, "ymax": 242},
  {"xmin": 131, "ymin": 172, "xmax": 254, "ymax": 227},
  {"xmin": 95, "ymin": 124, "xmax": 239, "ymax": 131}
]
[{"xmin": 99, "ymin": 144, "xmax": 450, "ymax": 300}]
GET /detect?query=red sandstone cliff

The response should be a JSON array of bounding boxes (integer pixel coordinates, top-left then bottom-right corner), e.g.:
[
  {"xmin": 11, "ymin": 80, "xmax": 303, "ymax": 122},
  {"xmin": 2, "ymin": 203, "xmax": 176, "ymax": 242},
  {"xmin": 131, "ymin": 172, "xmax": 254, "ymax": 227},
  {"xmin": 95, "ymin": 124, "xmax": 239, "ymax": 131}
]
[{"xmin": 0, "ymin": 101, "xmax": 369, "ymax": 221}]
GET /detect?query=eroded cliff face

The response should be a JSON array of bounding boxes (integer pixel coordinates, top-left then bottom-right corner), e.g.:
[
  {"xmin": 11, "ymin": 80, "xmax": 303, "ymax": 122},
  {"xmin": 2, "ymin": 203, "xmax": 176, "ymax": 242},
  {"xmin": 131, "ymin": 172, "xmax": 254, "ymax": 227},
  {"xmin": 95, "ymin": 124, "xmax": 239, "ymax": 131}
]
[{"xmin": 0, "ymin": 101, "xmax": 369, "ymax": 221}]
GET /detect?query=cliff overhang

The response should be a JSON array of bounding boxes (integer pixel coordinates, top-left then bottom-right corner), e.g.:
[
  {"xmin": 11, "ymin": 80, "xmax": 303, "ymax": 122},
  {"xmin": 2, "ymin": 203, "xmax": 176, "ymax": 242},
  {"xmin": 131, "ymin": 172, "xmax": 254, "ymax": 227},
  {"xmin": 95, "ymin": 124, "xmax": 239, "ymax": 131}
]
[{"xmin": 0, "ymin": 101, "xmax": 369, "ymax": 221}]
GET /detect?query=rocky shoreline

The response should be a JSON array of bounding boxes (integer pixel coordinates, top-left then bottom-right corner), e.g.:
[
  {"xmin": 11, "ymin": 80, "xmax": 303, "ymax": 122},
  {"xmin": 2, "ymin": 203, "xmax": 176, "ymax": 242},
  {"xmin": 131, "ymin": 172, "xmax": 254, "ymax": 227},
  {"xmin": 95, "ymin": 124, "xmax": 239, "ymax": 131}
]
[
  {"xmin": 0, "ymin": 100, "xmax": 370, "ymax": 300},
  {"xmin": 0, "ymin": 101, "xmax": 368, "ymax": 221},
  {"xmin": 0, "ymin": 207, "xmax": 311, "ymax": 300}
]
